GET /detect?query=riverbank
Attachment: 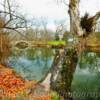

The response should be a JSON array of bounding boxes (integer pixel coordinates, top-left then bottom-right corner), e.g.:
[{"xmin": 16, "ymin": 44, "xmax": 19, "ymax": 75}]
[{"xmin": 0, "ymin": 64, "xmax": 51, "ymax": 100}]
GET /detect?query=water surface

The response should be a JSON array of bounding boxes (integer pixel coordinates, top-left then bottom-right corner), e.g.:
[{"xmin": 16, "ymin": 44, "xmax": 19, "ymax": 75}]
[{"xmin": 8, "ymin": 48, "xmax": 100, "ymax": 99}]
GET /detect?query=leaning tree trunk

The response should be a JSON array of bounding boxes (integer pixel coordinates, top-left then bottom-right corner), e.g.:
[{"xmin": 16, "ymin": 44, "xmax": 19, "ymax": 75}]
[
  {"xmin": 34, "ymin": 0, "xmax": 84, "ymax": 99},
  {"xmin": 32, "ymin": 0, "xmax": 100, "ymax": 100},
  {"xmin": 49, "ymin": 1, "xmax": 84, "ymax": 99}
]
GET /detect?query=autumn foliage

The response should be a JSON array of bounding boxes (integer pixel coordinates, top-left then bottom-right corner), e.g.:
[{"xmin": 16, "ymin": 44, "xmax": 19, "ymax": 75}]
[
  {"xmin": 0, "ymin": 65, "xmax": 36, "ymax": 98},
  {"xmin": 0, "ymin": 65, "xmax": 52, "ymax": 100}
]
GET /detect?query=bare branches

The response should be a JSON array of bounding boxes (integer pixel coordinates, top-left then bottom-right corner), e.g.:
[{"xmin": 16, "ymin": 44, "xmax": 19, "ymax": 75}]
[
  {"xmin": 4, "ymin": 26, "xmax": 26, "ymax": 30},
  {"xmin": 0, "ymin": 10, "xmax": 26, "ymax": 21},
  {"xmin": 0, "ymin": 10, "xmax": 27, "ymax": 31},
  {"xmin": 56, "ymin": 0, "xmax": 69, "ymax": 6},
  {"xmin": 62, "ymin": 0, "xmax": 69, "ymax": 6},
  {"xmin": 6, "ymin": 0, "xmax": 12, "ymax": 20},
  {"xmin": 3, "ymin": 27, "xmax": 27, "ymax": 39},
  {"xmin": 0, "ymin": 0, "xmax": 29, "ymax": 40},
  {"xmin": 92, "ymin": 11, "xmax": 100, "ymax": 24}
]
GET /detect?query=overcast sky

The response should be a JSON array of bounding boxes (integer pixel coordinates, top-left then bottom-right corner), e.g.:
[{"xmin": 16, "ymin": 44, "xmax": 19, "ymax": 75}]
[
  {"xmin": 17, "ymin": 0, "xmax": 100, "ymax": 17},
  {"xmin": 17, "ymin": 0, "xmax": 100, "ymax": 30},
  {"xmin": 1, "ymin": 0, "xmax": 100, "ymax": 30}
]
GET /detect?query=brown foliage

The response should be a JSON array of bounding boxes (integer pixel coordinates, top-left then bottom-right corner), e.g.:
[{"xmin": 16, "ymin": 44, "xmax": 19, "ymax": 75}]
[
  {"xmin": 0, "ymin": 65, "xmax": 51, "ymax": 100},
  {"xmin": 0, "ymin": 17, "xmax": 5, "ymax": 28},
  {"xmin": 0, "ymin": 16, "xmax": 11, "ymax": 64},
  {"xmin": 0, "ymin": 64, "xmax": 37, "ymax": 99},
  {"xmin": 0, "ymin": 32, "xmax": 11, "ymax": 64},
  {"xmin": 80, "ymin": 13, "xmax": 94, "ymax": 34}
]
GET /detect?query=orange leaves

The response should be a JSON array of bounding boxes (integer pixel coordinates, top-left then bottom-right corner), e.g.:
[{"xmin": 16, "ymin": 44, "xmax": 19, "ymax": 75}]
[
  {"xmin": 0, "ymin": 66, "xmax": 25, "ymax": 95},
  {"xmin": 0, "ymin": 65, "xmax": 33, "ymax": 97},
  {"xmin": 34, "ymin": 95, "xmax": 51, "ymax": 100},
  {"xmin": 0, "ymin": 65, "xmax": 51, "ymax": 100}
]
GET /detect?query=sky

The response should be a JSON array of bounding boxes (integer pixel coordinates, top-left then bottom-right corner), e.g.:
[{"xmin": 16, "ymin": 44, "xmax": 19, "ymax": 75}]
[
  {"xmin": 1, "ymin": 0, "xmax": 100, "ymax": 31},
  {"xmin": 18, "ymin": 0, "xmax": 67, "ymax": 20},
  {"xmin": 17, "ymin": 0, "xmax": 100, "ymax": 17}
]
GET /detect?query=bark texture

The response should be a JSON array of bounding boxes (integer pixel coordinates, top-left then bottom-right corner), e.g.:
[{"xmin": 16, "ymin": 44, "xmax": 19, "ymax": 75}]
[
  {"xmin": 36, "ymin": 1, "xmax": 100, "ymax": 100},
  {"xmin": 69, "ymin": 0, "xmax": 84, "ymax": 36}
]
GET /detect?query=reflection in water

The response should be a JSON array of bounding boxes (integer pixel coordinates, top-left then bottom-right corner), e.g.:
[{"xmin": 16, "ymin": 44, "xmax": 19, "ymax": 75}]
[
  {"xmin": 8, "ymin": 48, "xmax": 54, "ymax": 80},
  {"xmin": 7, "ymin": 48, "xmax": 100, "ymax": 100},
  {"xmin": 72, "ymin": 52, "xmax": 100, "ymax": 100}
]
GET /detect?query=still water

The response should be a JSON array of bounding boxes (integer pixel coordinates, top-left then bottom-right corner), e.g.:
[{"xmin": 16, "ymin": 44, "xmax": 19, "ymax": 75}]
[
  {"xmin": 7, "ymin": 47, "xmax": 100, "ymax": 100},
  {"xmin": 8, "ymin": 47, "xmax": 54, "ymax": 80},
  {"xmin": 72, "ymin": 52, "xmax": 100, "ymax": 100}
]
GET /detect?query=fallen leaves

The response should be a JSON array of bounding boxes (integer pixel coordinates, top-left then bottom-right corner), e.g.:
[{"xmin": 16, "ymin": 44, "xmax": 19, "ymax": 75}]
[
  {"xmin": 34, "ymin": 95, "xmax": 51, "ymax": 100},
  {"xmin": 0, "ymin": 65, "xmax": 36, "ymax": 98},
  {"xmin": 0, "ymin": 65, "xmax": 52, "ymax": 100}
]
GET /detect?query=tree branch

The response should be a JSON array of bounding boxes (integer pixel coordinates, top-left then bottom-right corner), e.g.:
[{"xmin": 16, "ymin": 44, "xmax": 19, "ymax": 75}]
[
  {"xmin": 3, "ymin": 17, "xmax": 18, "ymax": 27},
  {"xmin": 62, "ymin": 0, "xmax": 69, "ymax": 6},
  {"xmin": 6, "ymin": 0, "xmax": 12, "ymax": 20},
  {"xmin": 2, "ymin": 27, "xmax": 27, "ymax": 39},
  {"xmin": 0, "ymin": 10, "xmax": 26, "ymax": 21}
]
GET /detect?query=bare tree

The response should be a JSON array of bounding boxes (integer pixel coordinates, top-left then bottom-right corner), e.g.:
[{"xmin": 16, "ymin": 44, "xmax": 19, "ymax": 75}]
[
  {"xmin": 40, "ymin": 17, "xmax": 49, "ymax": 42},
  {"xmin": 54, "ymin": 20, "xmax": 66, "ymax": 40},
  {"xmin": 0, "ymin": 0, "xmax": 28, "ymax": 38},
  {"xmin": 0, "ymin": 0, "xmax": 28, "ymax": 65}
]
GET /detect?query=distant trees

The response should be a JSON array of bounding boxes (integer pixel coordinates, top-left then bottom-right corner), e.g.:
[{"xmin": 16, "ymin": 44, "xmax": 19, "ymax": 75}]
[
  {"xmin": 25, "ymin": 17, "xmax": 55, "ymax": 41},
  {"xmin": 54, "ymin": 20, "xmax": 66, "ymax": 40},
  {"xmin": 25, "ymin": 28, "xmax": 54, "ymax": 42}
]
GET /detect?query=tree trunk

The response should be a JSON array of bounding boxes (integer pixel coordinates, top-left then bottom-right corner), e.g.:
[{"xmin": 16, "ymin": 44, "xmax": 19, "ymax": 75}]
[
  {"xmin": 33, "ymin": 0, "xmax": 100, "ymax": 100},
  {"xmin": 69, "ymin": 0, "xmax": 84, "ymax": 36},
  {"xmin": 50, "ymin": 48, "xmax": 78, "ymax": 100},
  {"xmin": 35, "ymin": 1, "xmax": 83, "ymax": 99},
  {"xmin": 38, "ymin": 49, "xmax": 65, "ymax": 92},
  {"xmin": 48, "ymin": 1, "xmax": 84, "ymax": 99}
]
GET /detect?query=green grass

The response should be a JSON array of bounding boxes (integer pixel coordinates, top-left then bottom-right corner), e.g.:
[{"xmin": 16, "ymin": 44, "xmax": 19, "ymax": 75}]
[
  {"xmin": 47, "ymin": 40, "xmax": 66, "ymax": 46},
  {"xmin": 50, "ymin": 91, "xmax": 59, "ymax": 100}
]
